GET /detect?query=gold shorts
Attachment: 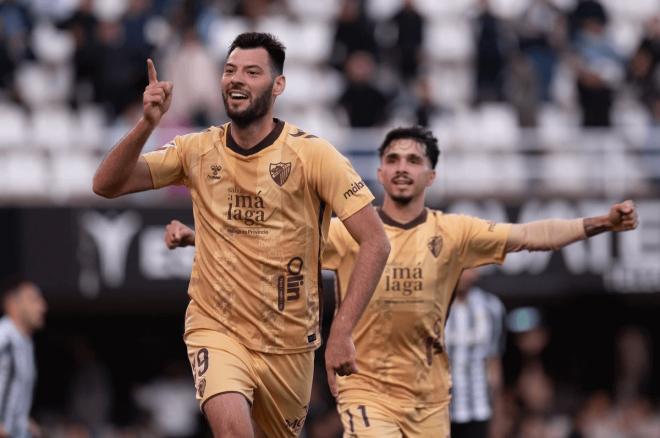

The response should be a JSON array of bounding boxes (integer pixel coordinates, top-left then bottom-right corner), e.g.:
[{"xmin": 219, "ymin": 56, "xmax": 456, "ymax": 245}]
[
  {"xmin": 337, "ymin": 396, "xmax": 450, "ymax": 438},
  {"xmin": 185, "ymin": 328, "xmax": 314, "ymax": 437}
]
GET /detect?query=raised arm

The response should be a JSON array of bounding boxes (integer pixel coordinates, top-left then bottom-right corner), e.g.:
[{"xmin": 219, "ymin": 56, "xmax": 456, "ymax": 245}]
[
  {"xmin": 92, "ymin": 59, "xmax": 173, "ymax": 198},
  {"xmin": 325, "ymin": 205, "xmax": 390, "ymax": 397},
  {"xmin": 506, "ymin": 200, "xmax": 638, "ymax": 253}
]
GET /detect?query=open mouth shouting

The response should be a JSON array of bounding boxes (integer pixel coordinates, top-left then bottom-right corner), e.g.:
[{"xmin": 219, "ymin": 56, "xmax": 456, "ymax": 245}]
[{"xmin": 226, "ymin": 89, "xmax": 250, "ymax": 104}]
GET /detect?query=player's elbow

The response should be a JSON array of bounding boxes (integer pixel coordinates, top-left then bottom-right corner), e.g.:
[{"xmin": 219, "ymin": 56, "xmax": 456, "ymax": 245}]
[{"xmin": 92, "ymin": 177, "xmax": 119, "ymax": 199}]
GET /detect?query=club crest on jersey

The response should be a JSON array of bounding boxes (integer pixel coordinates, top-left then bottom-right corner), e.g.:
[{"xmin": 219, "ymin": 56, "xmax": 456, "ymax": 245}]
[
  {"xmin": 207, "ymin": 164, "xmax": 222, "ymax": 180},
  {"xmin": 428, "ymin": 235, "xmax": 443, "ymax": 258},
  {"xmin": 270, "ymin": 162, "xmax": 291, "ymax": 186}
]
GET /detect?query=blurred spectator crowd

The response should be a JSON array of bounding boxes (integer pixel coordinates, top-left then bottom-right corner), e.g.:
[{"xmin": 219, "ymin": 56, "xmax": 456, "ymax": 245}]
[
  {"xmin": 0, "ymin": 0, "xmax": 659, "ymax": 203},
  {"xmin": 3, "ymin": 0, "xmax": 660, "ymax": 128},
  {"xmin": 1, "ymin": 0, "xmax": 660, "ymax": 201}
]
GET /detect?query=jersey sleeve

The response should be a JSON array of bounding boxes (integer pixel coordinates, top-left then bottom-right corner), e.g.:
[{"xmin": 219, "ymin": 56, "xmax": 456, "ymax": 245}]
[
  {"xmin": 322, "ymin": 218, "xmax": 348, "ymax": 271},
  {"xmin": 142, "ymin": 137, "xmax": 188, "ymax": 188},
  {"xmin": 454, "ymin": 215, "xmax": 512, "ymax": 268},
  {"xmin": 308, "ymin": 141, "xmax": 374, "ymax": 221}
]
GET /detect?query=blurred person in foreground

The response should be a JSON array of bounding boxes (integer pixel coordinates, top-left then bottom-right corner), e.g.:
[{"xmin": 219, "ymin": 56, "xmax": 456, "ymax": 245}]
[
  {"xmin": 0, "ymin": 277, "xmax": 47, "ymax": 438},
  {"xmin": 446, "ymin": 268, "xmax": 505, "ymax": 438},
  {"xmin": 166, "ymin": 125, "xmax": 639, "ymax": 436},
  {"xmin": 92, "ymin": 31, "xmax": 390, "ymax": 437}
]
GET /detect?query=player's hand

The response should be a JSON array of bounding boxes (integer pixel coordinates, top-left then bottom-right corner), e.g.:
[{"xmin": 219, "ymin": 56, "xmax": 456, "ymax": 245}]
[
  {"xmin": 143, "ymin": 58, "xmax": 173, "ymax": 126},
  {"xmin": 164, "ymin": 220, "xmax": 195, "ymax": 249},
  {"xmin": 608, "ymin": 200, "xmax": 638, "ymax": 232},
  {"xmin": 325, "ymin": 330, "xmax": 358, "ymax": 398},
  {"xmin": 0, "ymin": 425, "xmax": 9, "ymax": 438}
]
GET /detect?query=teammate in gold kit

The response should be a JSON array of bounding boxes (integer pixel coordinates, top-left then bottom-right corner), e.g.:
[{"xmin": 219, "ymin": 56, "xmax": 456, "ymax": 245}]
[
  {"xmin": 167, "ymin": 124, "xmax": 638, "ymax": 437},
  {"xmin": 320, "ymin": 126, "xmax": 637, "ymax": 437},
  {"xmin": 93, "ymin": 32, "xmax": 390, "ymax": 438}
]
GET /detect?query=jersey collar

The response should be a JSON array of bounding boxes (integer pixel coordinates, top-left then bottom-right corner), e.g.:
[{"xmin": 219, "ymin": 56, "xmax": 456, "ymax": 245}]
[
  {"xmin": 226, "ymin": 118, "xmax": 285, "ymax": 156},
  {"xmin": 377, "ymin": 207, "xmax": 428, "ymax": 230}
]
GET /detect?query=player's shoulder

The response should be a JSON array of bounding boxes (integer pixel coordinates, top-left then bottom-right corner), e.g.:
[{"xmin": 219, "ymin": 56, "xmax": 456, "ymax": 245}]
[
  {"xmin": 173, "ymin": 125, "xmax": 224, "ymax": 152},
  {"xmin": 282, "ymin": 122, "xmax": 335, "ymax": 154},
  {"xmin": 426, "ymin": 209, "xmax": 468, "ymax": 227},
  {"xmin": 435, "ymin": 211, "xmax": 495, "ymax": 228}
]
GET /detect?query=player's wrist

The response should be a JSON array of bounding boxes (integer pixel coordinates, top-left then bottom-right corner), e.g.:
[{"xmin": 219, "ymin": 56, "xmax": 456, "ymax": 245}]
[
  {"xmin": 139, "ymin": 115, "xmax": 159, "ymax": 130},
  {"xmin": 329, "ymin": 320, "xmax": 353, "ymax": 338},
  {"xmin": 583, "ymin": 215, "xmax": 613, "ymax": 237}
]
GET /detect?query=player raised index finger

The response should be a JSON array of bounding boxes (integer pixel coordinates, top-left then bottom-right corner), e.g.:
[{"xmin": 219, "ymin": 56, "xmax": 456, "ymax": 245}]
[{"xmin": 147, "ymin": 58, "xmax": 158, "ymax": 84}]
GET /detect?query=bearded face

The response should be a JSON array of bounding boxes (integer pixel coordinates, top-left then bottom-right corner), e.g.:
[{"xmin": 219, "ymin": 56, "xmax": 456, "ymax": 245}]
[
  {"xmin": 222, "ymin": 80, "xmax": 274, "ymax": 128},
  {"xmin": 221, "ymin": 47, "xmax": 283, "ymax": 128}
]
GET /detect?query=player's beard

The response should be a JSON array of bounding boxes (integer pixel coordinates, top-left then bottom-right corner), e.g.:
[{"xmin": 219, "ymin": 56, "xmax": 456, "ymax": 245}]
[
  {"xmin": 390, "ymin": 194, "xmax": 413, "ymax": 205},
  {"xmin": 223, "ymin": 82, "xmax": 273, "ymax": 128}
]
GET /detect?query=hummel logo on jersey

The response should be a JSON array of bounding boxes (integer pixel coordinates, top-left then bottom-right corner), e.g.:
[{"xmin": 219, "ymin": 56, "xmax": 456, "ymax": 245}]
[
  {"xmin": 270, "ymin": 162, "xmax": 291, "ymax": 186},
  {"xmin": 428, "ymin": 235, "xmax": 443, "ymax": 258},
  {"xmin": 207, "ymin": 164, "xmax": 222, "ymax": 180}
]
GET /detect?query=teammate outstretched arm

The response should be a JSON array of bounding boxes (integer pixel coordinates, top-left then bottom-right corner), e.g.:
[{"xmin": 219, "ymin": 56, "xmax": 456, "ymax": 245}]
[
  {"xmin": 92, "ymin": 59, "xmax": 173, "ymax": 198},
  {"xmin": 505, "ymin": 200, "xmax": 638, "ymax": 253},
  {"xmin": 325, "ymin": 205, "xmax": 390, "ymax": 397}
]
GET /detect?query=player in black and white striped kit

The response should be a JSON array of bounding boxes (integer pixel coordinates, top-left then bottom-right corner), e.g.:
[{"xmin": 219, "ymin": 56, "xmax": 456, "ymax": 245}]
[
  {"xmin": 0, "ymin": 278, "xmax": 47, "ymax": 438},
  {"xmin": 446, "ymin": 268, "xmax": 505, "ymax": 438}
]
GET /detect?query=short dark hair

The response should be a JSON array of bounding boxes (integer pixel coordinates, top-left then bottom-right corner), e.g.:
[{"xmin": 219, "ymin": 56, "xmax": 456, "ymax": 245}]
[
  {"xmin": 378, "ymin": 126, "xmax": 441, "ymax": 169},
  {"xmin": 227, "ymin": 32, "xmax": 286, "ymax": 75}
]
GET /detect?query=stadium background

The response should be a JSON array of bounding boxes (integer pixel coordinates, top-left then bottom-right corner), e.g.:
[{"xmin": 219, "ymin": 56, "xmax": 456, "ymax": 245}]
[{"xmin": 1, "ymin": 0, "xmax": 660, "ymax": 436}]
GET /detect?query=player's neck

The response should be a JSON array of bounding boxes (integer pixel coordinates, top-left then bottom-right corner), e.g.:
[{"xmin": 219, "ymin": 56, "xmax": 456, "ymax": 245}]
[
  {"xmin": 229, "ymin": 115, "xmax": 277, "ymax": 150},
  {"xmin": 381, "ymin": 195, "xmax": 426, "ymax": 224}
]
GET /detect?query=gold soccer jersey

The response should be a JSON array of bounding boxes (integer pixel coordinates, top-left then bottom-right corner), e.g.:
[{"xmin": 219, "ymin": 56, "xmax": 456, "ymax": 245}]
[
  {"xmin": 143, "ymin": 120, "xmax": 374, "ymax": 353},
  {"xmin": 323, "ymin": 208, "xmax": 511, "ymax": 405}
]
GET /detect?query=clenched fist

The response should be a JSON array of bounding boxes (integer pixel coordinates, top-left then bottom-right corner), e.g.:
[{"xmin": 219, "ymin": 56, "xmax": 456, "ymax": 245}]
[
  {"xmin": 164, "ymin": 220, "xmax": 195, "ymax": 249},
  {"xmin": 608, "ymin": 200, "xmax": 638, "ymax": 232}
]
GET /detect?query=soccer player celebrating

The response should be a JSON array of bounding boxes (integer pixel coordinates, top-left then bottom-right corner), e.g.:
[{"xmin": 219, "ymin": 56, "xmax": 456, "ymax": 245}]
[
  {"xmin": 166, "ymin": 124, "xmax": 637, "ymax": 437},
  {"xmin": 93, "ymin": 32, "xmax": 390, "ymax": 438},
  {"xmin": 322, "ymin": 126, "xmax": 637, "ymax": 437}
]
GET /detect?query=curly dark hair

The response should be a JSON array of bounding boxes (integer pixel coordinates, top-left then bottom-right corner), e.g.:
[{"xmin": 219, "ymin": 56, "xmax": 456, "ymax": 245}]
[
  {"xmin": 378, "ymin": 126, "xmax": 440, "ymax": 169},
  {"xmin": 227, "ymin": 32, "xmax": 286, "ymax": 75}
]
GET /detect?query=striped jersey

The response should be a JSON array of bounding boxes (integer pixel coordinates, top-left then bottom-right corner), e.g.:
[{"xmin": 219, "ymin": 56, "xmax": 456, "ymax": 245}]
[
  {"xmin": 0, "ymin": 317, "xmax": 36, "ymax": 438},
  {"xmin": 323, "ymin": 208, "xmax": 510, "ymax": 406},
  {"xmin": 143, "ymin": 119, "xmax": 374, "ymax": 353},
  {"xmin": 445, "ymin": 287, "xmax": 505, "ymax": 422}
]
